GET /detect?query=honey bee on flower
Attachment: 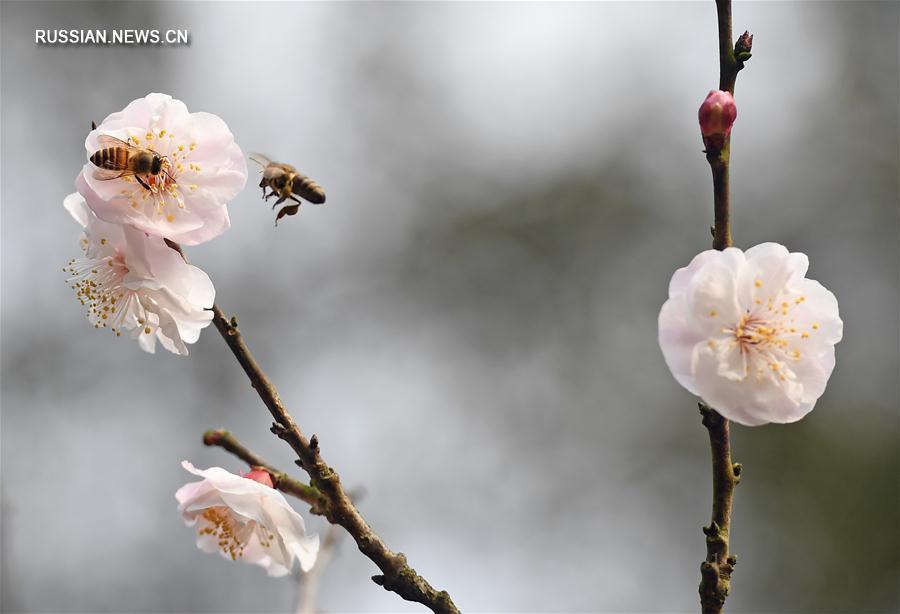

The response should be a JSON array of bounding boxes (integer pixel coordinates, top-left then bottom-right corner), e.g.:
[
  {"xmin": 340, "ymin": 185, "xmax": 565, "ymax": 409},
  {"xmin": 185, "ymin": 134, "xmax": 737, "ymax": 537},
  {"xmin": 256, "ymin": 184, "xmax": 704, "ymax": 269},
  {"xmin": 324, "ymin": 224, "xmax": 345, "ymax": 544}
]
[{"xmin": 79, "ymin": 93, "xmax": 247, "ymax": 246}]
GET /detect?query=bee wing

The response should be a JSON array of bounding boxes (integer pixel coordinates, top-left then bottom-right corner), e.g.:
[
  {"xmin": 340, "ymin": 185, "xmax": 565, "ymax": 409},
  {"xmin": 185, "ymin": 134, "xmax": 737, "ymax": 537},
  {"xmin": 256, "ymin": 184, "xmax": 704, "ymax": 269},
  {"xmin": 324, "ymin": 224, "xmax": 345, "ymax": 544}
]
[
  {"xmin": 274, "ymin": 162, "xmax": 297, "ymax": 173},
  {"xmin": 249, "ymin": 153, "xmax": 273, "ymax": 169},
  {"xmin": 96, "ymin": 133, "xmax": 141, "ymax": 151},
  {"xmin": 93, "ymin": 167, "xmax": 137, "ymax": 181}
]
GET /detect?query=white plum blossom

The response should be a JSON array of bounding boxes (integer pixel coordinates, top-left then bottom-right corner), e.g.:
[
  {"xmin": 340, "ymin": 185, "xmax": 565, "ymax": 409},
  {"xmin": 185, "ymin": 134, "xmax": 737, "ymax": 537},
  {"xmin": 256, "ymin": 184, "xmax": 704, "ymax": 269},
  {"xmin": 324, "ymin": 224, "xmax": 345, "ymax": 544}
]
[
  {"xmin": 175, "ymin": 461, "xmax": 319, "ymax": 577},
  {"xmin": 658, "ymin": 243, "xmax": 843, "ymax": 426},
  {"xmin": 80, "ymin": 93, "xmax": 247, "ymax": 245},
  {"xmin": 64, "ymin": 188, "xmax": 215, "ymax": 355}
]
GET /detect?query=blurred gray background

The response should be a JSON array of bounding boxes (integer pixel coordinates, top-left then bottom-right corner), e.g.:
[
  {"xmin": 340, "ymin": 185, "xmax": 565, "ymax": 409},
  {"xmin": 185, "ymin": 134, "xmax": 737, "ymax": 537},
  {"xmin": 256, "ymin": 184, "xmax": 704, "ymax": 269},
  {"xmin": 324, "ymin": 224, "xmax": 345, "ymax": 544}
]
[{"xmin": 1, "ymin": 1, "xmax": 897, "ymax": 612}]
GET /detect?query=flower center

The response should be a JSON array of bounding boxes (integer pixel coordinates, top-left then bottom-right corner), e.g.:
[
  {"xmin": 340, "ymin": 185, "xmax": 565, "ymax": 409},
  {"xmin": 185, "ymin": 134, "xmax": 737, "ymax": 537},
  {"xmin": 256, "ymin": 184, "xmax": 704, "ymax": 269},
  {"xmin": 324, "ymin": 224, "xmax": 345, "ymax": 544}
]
[
  {"xmin": 198, "ymin": 507, "xmax": 245, "ymax": 560},
  {"xmin": 713, "ymin": 288, "xmax": 815, "ymax": 383},
  {"xmin": 65, "ymin": 243, "xmax": 157, "ymax": 339},
  {"xmin": 197, "ymin": 506, "xmax": 277, "ymax": 560},
  {"xmin": 119, "ymin": 131, "xmax": 202, "ymax": 224}
]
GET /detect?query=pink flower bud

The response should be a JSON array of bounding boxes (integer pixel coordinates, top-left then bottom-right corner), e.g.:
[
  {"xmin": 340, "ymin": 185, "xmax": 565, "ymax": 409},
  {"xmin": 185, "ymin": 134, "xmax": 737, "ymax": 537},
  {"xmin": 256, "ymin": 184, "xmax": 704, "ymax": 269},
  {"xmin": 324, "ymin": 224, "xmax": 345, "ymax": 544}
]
[
  {"xmin": 698, "ymin": 90, "xmax": 737, "ymax": 139},
  {"xmin": 242, "ymin": 467, "xmax": 275, "ymax": 488}
]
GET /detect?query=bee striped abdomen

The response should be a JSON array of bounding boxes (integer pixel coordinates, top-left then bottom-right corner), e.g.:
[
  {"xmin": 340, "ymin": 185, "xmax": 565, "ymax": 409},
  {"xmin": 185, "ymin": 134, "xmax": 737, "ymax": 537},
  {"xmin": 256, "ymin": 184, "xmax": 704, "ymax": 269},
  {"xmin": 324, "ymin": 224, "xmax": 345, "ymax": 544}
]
[
  {"xmin": 293, "ymin": 175, "xmax": 326, "ymax": 204},
  {"xmin": 90, "ymin": 147, "xmax": 129, "ymax": 169}
]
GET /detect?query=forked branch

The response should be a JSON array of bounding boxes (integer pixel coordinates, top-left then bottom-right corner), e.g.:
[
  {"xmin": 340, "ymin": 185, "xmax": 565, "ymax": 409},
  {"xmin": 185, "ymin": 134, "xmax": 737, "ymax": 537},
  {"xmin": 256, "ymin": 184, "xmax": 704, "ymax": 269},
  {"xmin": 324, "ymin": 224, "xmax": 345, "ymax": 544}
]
[
  {"xmin": 166, "ymin": 240, "xmax": 459, "ymax": 614},
  {"xmin": 208, "ymin": 307, "xmax": 460, "ymax": 614}
]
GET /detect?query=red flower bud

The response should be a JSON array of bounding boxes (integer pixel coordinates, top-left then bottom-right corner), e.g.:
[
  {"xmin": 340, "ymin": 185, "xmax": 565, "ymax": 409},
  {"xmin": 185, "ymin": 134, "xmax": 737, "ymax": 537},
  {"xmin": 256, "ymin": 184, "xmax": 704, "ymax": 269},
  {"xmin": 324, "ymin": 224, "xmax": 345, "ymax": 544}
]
[
  {"xmin": 699, "ymin": 90, "xmax": 737, "ymax": 137},
  {"xmin": 242, "ymin": 467, "xmax": 275, "ymax": 488},
  {"xmin": 698, "ymin": 90, "xmax": 737, "ymax": 140}
]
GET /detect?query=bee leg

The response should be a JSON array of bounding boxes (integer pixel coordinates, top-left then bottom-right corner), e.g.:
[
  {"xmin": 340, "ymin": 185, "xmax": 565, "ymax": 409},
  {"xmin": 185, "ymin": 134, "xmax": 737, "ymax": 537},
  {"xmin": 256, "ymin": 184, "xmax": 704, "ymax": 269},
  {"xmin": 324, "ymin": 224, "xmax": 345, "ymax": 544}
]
[
  {"xmin": 275, "ymin": 204, "xmax": 300, "ymax": 226},
  {"xmin": 135, "ymin": 175, "xmax": 151, "ymax": 191}
]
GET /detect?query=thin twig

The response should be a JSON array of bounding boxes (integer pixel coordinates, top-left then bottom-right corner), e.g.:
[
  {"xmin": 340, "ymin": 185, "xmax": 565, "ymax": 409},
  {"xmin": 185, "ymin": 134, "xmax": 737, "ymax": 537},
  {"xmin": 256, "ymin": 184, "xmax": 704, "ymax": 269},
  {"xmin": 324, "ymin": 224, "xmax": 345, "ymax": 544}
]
[
  {"xmin": 167, "ymin": 240, "xmax": 460, "ymax": 614},
  {"xmin": 202, "ymin": 428, "xmax": 328, "ymax": 513},
  {"xmin": 698, "ymin": 404, "xmax": 742, "ymax": 613},
  {"xmin": 699, "ymin": 2, "xmax": 752, "ymax": 612}
]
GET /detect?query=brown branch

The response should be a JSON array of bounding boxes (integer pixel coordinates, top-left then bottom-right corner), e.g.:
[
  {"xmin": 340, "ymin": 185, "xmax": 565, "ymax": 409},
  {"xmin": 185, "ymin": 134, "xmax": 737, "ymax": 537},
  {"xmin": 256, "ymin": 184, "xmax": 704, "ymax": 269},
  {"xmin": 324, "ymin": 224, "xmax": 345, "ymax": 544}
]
[
  {"xmin": 166, "ymin": 240, "xmax": 459, "ymax": 613},
  {"xmin": 698, "ymin": 404, "xmax": 742, "ymax": 613},
  {"xmin": 209, "ymin": 306, "xmax": 460, "ymax": 614},
  {"xmin": 707, "ymin": 1, "xmax": 752, "ymax": 252},
  {"xmin": 699, "ymin": 2, "xmax": 752, "ymax": 612}
]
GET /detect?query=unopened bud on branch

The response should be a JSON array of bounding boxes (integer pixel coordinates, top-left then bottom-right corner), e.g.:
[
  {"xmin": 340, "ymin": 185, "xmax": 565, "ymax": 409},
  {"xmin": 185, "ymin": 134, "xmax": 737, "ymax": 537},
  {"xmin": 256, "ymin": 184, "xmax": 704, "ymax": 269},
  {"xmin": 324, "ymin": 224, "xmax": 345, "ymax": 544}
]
[
  {"xmin": 735, "ymin": 30, "xmax": 754, "ymax": 54},
  {"xmin": 698, "ymin": 90, "xmax": 737, "ymax": 151},
  {"xmin": 243, "ymin": 467, "xmax": 275, "ymax": 488}
]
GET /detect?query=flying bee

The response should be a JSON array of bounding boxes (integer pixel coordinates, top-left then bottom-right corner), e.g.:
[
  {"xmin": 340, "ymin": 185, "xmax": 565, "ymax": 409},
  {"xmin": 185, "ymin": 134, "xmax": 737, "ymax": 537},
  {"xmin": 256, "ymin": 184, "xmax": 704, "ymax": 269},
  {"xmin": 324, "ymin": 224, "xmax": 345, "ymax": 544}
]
[
  {"xmin": 89, "ymin": 133, "xmax": 175, "ymax": 192},
  {"xmin": 249, "ymin": 153, "xmax": 326, "ymax": 225}
]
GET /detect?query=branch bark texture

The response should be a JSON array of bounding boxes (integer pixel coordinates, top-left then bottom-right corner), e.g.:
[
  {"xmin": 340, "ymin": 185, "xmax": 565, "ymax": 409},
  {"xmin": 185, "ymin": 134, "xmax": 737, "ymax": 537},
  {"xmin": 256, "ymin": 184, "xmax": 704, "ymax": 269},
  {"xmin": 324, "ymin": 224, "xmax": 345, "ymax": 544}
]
[
  {"xmin": 698, "ymin": 404, "xmax": 742, "ymax": 613},
  {"xmin": 699, "ymin": 1, "xmax": 751, "ymax": 612}
]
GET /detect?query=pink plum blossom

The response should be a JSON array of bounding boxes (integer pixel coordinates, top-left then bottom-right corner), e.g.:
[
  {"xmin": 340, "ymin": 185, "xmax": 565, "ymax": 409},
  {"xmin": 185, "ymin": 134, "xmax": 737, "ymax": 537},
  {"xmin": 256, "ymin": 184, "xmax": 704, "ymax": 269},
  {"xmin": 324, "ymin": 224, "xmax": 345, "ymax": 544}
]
[
  {"xmin": 658, "ymin": 243, "xmax": 842, "ymax": 426},
  {"xmin": 175, "ymin": 461, "xmax": 319, "ymax": 577},
  {"xmin": 80, "ymin": 93, "xmax": 247, "ymax": 245},
  {"xmin": 64, "ymin": 189, "xmax": 215, "ymax": 355}
]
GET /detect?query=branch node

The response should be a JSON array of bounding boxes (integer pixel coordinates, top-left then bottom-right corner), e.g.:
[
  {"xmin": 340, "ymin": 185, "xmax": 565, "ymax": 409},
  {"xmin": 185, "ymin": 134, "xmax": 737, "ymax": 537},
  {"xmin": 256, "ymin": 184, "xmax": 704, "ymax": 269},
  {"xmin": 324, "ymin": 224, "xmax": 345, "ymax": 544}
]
[{"xmin": 202, "ymin": 428, "xmax": 228, "ymax": 446}]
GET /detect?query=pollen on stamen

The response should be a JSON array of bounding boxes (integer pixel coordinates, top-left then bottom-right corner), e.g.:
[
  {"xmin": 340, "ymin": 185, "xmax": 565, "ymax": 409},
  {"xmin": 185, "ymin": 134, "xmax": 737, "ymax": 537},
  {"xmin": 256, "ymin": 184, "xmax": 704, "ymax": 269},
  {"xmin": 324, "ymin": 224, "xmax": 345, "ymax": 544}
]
[
  {"xmin": 812, "ymin": 323, "xmax": 819, "ymax": 330},
  {"xmin": 754, "ymin": 279, "xmax": 762, "ymax": 288},
  {"xmin": 802, "ymin": 332, "xmax": 810, "ymax": 339},
  {"xmin": 144, "ymin": 327, "xmax": 151, "ymax": 334},
  {"xmin": 709, "ymin": 310, "xmax": 717, "ymax": 317}
]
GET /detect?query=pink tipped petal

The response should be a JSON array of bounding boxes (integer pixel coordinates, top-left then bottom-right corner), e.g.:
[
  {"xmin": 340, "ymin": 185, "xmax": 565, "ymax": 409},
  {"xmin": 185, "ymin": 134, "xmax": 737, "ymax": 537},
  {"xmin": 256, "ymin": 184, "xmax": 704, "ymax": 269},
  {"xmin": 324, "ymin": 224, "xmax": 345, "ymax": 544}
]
[
  {"xmin": 79, "ymin": 93, "xmax": 246, "ymax": 245},
  {"xmin": 175, "ymin": 463, "xmax": 318, "ymax": 576}
]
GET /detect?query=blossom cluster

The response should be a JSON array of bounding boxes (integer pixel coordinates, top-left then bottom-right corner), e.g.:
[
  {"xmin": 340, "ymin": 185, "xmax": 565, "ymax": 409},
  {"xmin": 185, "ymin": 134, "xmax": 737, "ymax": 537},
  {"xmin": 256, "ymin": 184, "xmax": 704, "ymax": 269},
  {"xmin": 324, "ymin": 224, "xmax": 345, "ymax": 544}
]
[
  {"xmin": 64, "ymin": 93, "xmax": 247, "ymax": 355},
  {"xmin": 64, "ymin": 94, "xmax": 319, "ymax": 576}
]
